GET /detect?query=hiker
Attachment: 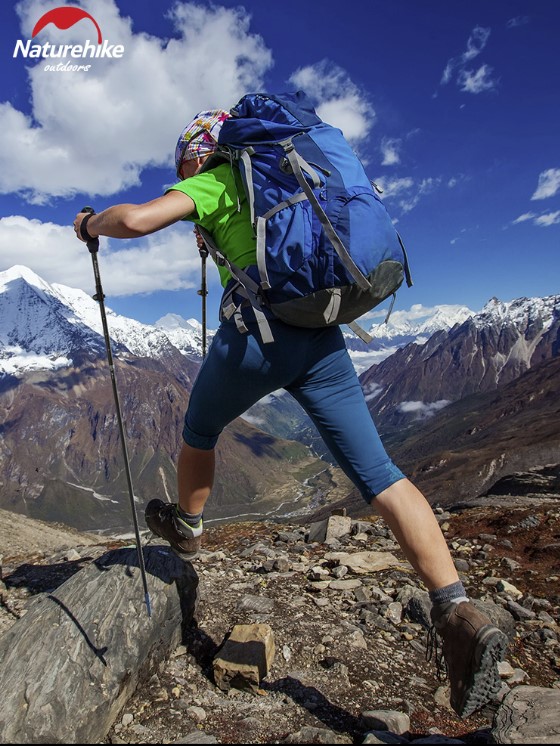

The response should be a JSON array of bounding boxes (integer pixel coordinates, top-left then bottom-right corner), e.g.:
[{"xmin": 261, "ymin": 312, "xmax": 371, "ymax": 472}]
[{"xmin": 73, "ymin": 105, "xmax": 507, "ymax": 718}]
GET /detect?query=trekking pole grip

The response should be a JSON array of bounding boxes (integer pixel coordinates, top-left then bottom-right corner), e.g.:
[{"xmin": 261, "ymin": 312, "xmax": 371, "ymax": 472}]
[
  {"xmin": 82, "ymin": 206, "xmax": 105, "ymax": 302},
  {"xmin": 80, "ymin": 206, "xmax": 99, "ymax": 254}
]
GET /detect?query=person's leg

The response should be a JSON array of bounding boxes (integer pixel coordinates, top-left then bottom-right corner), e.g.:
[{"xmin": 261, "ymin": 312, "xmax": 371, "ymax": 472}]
[
  {"xmin": 176, "ymin": 320, "xmax": 311, "ymax": 515},
  {"xmin": 147, "ymin": 319, "xmax": 313, "ymax": 554},
  {"xmin": 373, "ymin": 478, "xmax": 460, "ymax": 591},
  {"xmin": 288, "ymin": 327, "xmax": 507, "ymax": 717},
  {"xmin": 177, "ymin": 443, "xmax": 215, "ymax": 515},
  {"xmin": 289, "ymin": 334, "xmax": 459, "ymax": 589}
]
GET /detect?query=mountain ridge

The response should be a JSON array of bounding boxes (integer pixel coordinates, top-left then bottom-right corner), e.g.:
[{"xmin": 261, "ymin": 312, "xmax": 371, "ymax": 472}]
[{"xmin": 0, "ymin": 265, "xmax": 476, "ymax": 377}]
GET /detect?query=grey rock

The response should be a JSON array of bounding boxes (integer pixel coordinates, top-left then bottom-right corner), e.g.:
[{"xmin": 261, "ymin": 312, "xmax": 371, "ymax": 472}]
[
  {"xmin": 352, "ymin": 520, "xmax": 375, "ymax": 535},
  {"xmin": 476, "ymin": 599, "xmax": 517, "ymax": 639},
  {"xmin": 363, "ymin": 732, "xmax": 409, "ymax": 744},
  {"xmin": 308, "ymin": 515, "xmax": 352, "ymax": 544},
  {"xmin": 401, "ymin": 589, "xmax": 432, "ymax": 629},
  {"xmin": 506, "ymin": 599, "xmax": 537, "ymax": 621},
  {"xmin": 283, "ymin": 725, "xmax": 352, "ymax": 743},
  {"xmin": 329, "ymin": 578, "xmax": 363, "ymax": 591},
  {"xmin": 324, "ymin": 550, "xmax": 404, "ymax": 575},
  {"xmin": 0, "ymin": 546, "xmax": 197, "ymax": 744},
  {"xmin": 237, "ymin": 594, "xmax": 275, "ymax": 614},
  {"xmin": 361, "ymin": 709, "xmax": 410, "ymax": 734},
  {"xmin": 454, "ymin": 558, "xmax": 470, "ymax": 573},
  {"xmin": 502, "ymin": 557, "xmax": 521, "ymax": 572},
  {"xmin": 273, "ymin": 557, "xmax": 291, "ymax": 573},
  {"xmin": 411, "ymin": 737, "xmax": 466, "ymax": 744},
  {"xmin": 385, "ymin": 602, "xmax": 403, "ymax": 625},
  {"xmin": 492, "ymin": 685, "xmax": 560, "ymax": 743},
  {"xmin": 213, "ymin": 623, "xmax": 275, "ymax": 693}
]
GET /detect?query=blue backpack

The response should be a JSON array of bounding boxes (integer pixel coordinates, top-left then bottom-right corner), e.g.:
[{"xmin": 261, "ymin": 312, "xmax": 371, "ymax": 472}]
[{"xmin": 199, "ymin": 91, "xmax": 412, "ymax": 343}]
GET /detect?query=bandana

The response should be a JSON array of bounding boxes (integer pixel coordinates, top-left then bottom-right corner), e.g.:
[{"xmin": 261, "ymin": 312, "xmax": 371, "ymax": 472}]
[{"xmin": 175, "ymin": 109, "xmax": 230, "ymax": 175}]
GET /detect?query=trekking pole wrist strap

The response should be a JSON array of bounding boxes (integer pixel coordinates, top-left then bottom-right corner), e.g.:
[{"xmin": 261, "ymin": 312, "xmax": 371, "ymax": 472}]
[{"xmin": 80, "ymin": 213, "xmax": 97, "ymax": 242}]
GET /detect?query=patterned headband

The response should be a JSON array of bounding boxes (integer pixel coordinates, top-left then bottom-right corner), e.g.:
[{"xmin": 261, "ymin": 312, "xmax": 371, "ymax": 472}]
[{"xmin": 175, "ymin": 109, "xmax": 230, "ymax": 175}]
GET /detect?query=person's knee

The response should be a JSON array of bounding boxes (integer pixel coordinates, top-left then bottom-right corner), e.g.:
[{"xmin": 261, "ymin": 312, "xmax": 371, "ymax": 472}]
[
  {"xmin": 182, "ymin": 415, "xmax": 220, "ymax": 450},
  {"xmin": 357, "ymin": 464, "xmax": 407, "ymax": 505}
]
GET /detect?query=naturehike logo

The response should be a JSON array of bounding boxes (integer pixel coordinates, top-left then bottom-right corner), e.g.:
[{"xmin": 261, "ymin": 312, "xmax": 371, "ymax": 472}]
[
  {"xmin": 13, "ymin": 5, "xmax": 124, "ymax": 72},
  {"xmin": 33, "ymin": 7, "xmax": 102, "ymax": 43}
]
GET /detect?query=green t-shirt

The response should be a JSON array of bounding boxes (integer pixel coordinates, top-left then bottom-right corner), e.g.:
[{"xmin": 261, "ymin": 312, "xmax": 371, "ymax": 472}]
[{"xmin": 167, "ymin": 163, "xmax": 256, "ymax": 287}]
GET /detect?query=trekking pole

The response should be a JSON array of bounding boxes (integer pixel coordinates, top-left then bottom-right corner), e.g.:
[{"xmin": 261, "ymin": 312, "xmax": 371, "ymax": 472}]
[
  {"xmin": 197, "ymin": 245, "xmax": 209, "ymax": 359},
  {"xmin": 81, "ymin": 207, "xmax": 152, "ymax": 618}
]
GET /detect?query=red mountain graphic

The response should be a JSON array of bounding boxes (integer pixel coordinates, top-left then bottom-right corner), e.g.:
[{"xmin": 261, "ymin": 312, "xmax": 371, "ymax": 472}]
[{"xmin": 31, "ymin": 6, "xmax": 102, "ymax": 44}]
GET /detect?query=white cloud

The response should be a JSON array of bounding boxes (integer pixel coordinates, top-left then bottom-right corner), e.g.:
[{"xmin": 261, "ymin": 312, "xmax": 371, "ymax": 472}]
[
  {"xmin": 360, "ymin": 302, "xmax": 473, "ymax": 329},
  {"xmin": 512, "ymin": 211, "xmax": 537, "ymax": 224},
  {"xmin": 398, "ymin": 400, "xmax": 451, "ymax": 418},
  {"xmin": 362, "ymin": 381, "xmax": 383, "ymax": 402},
  {"xmin": 380, "ymin": 137, "xmax": 402, "ymax": 166},
  {"xmin": 240, "ymin": 413, "xmax": 266, "ymax": 427},
  {"xmin": 441, "ymin": 61, "xmax": 455, "ymax": 86},
  {"xmin": 0, "ymin": 214, "xmax": 212, "ymax": 295},
  {"xmin": 511, "ymin": 207, "xmax": 560, "ymax": 228},
  {"xmin": 377, "ymin": 175, "xmax": 440, "ymax": 214},
  {"xmin": 289, "ymin": 61, "xmax": 374, "ymax": 146},
  {"xmin": 507, "ymin": 16, "xmax": 530, "ymax": 29},
  {"xmin": 462, "ymin": 27, "xmax": 491, "ymax": 62},
  {"xmin": 375, "ymin": 176, "xmax": 414, "ymax": 199},
  {"xmin": 534, "ymin": 210, "xmax": 560, "ymax": 227},
  {"xmin": 531, "ymin": 168, "xmax": 560, "ymax": 200},
  {"xmin": 440, "ymin": 27, "xmax": 495, "ymax": 94},
  {"xmin": 458, "ymin": 64, "xmax": 498, "ymax": 94},
  {"xmin": 403, "ymin": 177, "xmax": 440, "ymax": 212},
  {"xmin": 3, "ymin": 0, "xmax": 273, "ymax": 202}
]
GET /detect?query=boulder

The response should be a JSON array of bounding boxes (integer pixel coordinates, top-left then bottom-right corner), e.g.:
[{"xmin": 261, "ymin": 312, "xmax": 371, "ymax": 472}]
[
  {"xmin": 492, "ymin": 685, "xmax": 560, "ymax": 743},
  {"xmin": 308, "ymin": 515, "xmax": 353, "ymax": 544},
  {"xmin": 213, "ymin": 623, "xmax": 275, "ymax": 692},
  {"xmin": 0, "ymin": 545, "xmax": 198, "ymax": 744}
]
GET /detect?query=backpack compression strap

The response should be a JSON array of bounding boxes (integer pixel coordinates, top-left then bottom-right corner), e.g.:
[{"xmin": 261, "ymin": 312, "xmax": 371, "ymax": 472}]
[
  {"xmin": 255, "ymin": 192, "xmax": 309, "ymax": 290},
  {"xmin": 281, "ymin": 140, "xmax": 372, "ymax": 293}
]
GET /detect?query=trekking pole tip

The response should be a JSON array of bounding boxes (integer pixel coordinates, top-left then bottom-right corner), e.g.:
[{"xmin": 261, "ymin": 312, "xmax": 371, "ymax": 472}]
[{"xmin": 145, "ymin": 592, "xmax": 152, "ymax": 618}]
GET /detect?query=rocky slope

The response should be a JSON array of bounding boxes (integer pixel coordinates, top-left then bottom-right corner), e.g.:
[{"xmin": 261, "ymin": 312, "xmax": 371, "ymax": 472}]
[
  {"xmin": 1, "ymin": 481, "xmax": 559, "ymax": 744},
  {"xmin": 390, "ymin": 355, "xmax": 560, "ymax": 506},
  {"xmin": 0, "ymin": 353, "xmax": 331, "ymax": 531}
]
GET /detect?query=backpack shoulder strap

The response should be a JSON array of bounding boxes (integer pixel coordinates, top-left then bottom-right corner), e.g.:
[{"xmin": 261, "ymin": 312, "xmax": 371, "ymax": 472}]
[{"xmin": 196, "ymin": 226, "xmax": 275, "ymax": 344}]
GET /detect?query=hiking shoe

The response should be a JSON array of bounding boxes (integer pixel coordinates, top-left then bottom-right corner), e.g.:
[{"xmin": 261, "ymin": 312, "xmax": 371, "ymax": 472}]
[
  {"xmin": 428, "ymin": 601, "xmax": 508, "ymax": 718},
  {"xmin": 145, "ymin": 499, "xmax": 202, "ymax": 560}
]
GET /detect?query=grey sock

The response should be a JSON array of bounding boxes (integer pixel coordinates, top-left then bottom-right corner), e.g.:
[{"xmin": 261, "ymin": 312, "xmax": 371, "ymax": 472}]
[
  {"xmin": 176, "ymin": 506, "xmax": 203, "ymax": 526},
  {"xmin": 429, "ymin": 580, "xmax": 469, "ymax": 607},
  {"xmin": 174, "ymin": 506, "xmax": 203, "ymax": 537}
]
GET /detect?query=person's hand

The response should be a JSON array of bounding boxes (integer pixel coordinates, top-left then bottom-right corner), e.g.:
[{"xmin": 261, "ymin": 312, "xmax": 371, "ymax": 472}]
[
  {"xmin": 194, "ymin": 226, "xmax": 205, "ymax": 250},
  {"xmin": 73, "ymin": 212, "xmax": 92, "ymax": 242}
]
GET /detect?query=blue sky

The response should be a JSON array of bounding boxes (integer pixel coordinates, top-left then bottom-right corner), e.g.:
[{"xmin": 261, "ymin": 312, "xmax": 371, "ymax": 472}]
[{"xmin": 0, "ymin": 0, "xmax": 558, "ymax": 327}]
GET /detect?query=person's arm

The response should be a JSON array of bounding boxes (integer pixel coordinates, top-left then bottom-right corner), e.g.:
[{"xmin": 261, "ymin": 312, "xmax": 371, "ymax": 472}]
[{"xmin": 73, "ymin": 190, "xmax": 196, "ymax": 241}]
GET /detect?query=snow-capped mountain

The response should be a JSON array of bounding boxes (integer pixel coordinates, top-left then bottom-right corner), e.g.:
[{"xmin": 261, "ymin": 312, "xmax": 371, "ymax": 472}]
[
  {"xmin": 369, "ymin": 303, "xmax": 475, "ymax": 342},
  {"xmin": 344, "ymin": 303, "xmax": 475, "ymax": 373},
  {"xmin": 360, "ymin": 293, "xmax": 560, "ymax": 433},
  {"xmin": 154, "ymin": 313, "xmax": 213, "ymax": 359},
  {"xmin": 1, "ymin": 265, "xmax": 476, "ymax": 378},
  {"xmin": 0, "ymin": 266, "xmax": 203, "ymax": 377},
  {"xmin": 473, "ymin": 295, "xmax": 559, "ymax": 332}
]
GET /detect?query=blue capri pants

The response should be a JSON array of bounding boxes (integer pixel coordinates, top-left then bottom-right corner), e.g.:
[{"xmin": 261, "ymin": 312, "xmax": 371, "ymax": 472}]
[{"xmin": 183, "ymin": 318, "xmax": 405, "ymax": 503}]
